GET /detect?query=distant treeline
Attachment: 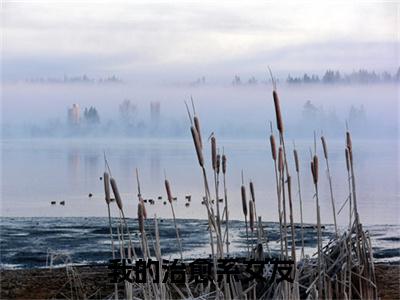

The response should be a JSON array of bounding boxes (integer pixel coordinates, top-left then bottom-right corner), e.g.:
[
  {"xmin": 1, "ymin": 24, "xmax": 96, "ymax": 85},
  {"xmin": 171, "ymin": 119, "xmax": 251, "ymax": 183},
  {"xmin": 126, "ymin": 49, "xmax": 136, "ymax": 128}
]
[
  {"xmin": 229, "ymin": 68, "xmax": 400, "ymax": 86},
  {"xmin": 24, "ymin": 74, "xmax": 123, "ymax": 84},
  {"xmin": 286, "ymin": 68, "xmax": 400, "ymax": 84}
]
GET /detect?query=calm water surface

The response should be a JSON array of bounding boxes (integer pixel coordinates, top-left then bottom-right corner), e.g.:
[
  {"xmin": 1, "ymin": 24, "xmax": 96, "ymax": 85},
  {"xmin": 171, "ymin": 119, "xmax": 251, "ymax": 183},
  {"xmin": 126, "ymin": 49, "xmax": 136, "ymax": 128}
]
[{"xmin": 1, "ymin": 138, "xmax": 399, "ymax": 225}]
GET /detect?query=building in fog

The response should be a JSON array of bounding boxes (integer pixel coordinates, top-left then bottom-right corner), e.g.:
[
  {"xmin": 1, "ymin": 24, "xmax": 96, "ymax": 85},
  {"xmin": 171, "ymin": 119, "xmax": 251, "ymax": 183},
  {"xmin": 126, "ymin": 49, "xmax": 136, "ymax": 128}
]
[
  {"xmin": 150, "ymin": 101, "xmax": 160, "ymax": 123},
  {"xmin": 67, "ymin": 104, "xmax": 80, "ymax": 126}
]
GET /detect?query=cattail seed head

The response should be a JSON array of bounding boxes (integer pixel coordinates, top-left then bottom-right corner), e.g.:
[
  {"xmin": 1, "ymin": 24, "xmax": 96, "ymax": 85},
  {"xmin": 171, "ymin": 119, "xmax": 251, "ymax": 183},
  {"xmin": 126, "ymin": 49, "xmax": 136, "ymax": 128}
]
[
  {"xmin": 165, "ymin": 180, "xmax": 173, "ymax": 203},
  {"xmin": 249, "ymin": 181, "xmax": 255, "ymax": 202},
  {"xmin": 346, "ymin": 131, "xmax": 352, "ymax": 152},
  {"xmin": 278, "ymin": 147, "xmax": 284, "ymax": 173},
  {"xmin": 139, "ymin": 196, "xmax": 147, "ymax": 219},
  {"xmin": 273, "ymin": 90, "xmax": 284, "ymax": 133},
  {"xmin": 312, "ymin": 155, "xmax": 319, "ymax": 184},
  {"xmin": 270, "ymin": 135, "xmax": 277, "ymax": 161},
  {"xmin": 293, "ymin": 149, "xmax": 299, "ymax": 173},
  {"xmin": 216, "ymin": 154, "xmax": 221, "ymax": 174},
  {"xmin": 249, "ymin": 200, "xmax": 254, "ymax": 232},
  {"xmin": 211, "ymin": 136, "xmax": 217, "ymax": 170},
  {"xmin": 110, "ymin": 177, "xmax": 123, "ymax": 210},
  {"xmin": 222, "ymin": 154, "xmax": 227, "ymax": 174},
  {"xmin": 311, "ymin": 161, "xmax": 315, "ymax": 183},
  {"xmin": 137, "ymin": 202, "xmax": 144, "ymax": 233},
  {"xmin": 103, "ymin": 172, "xmax": 111, "ymax": 204},
  {"xmin": 348, "ymin": 146, "xmax": 353, "ymax": 165},
  {"xmin": 241, "ymin": 185, "xmax": 247, "ymax": 217},
  {"xmin": 191, "ymin": 126, "xmax": 204, "ymax": 167},
  {"xmin": 345, "ymin": 148, "xmax": 350, "ymax": 171},
  {"xmin": 321, "ymin": 136, "xmax": 328, "ymax": 159},
  {"xmin": 194, "ymin": 116, "xmax": 202, "ymax": 149},
  {"xmin": 287, "ymin": 175, "xmax": 292, "ymax": 196}
]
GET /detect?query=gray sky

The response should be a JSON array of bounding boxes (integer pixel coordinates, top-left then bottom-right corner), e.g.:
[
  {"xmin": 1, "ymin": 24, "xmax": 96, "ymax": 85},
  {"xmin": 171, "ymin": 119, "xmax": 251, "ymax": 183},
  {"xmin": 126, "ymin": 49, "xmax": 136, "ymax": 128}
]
[{"xmin": 2, "ymin": 0, "xmax": 399, "ymax": 82}]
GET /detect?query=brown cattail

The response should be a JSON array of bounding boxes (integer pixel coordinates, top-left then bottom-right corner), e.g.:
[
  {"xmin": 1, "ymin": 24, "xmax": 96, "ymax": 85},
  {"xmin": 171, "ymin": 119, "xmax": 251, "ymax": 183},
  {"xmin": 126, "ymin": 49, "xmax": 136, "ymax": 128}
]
[
  {"xmin": 222, "ymin": 154, "xmax": 227, "ymax": 174},
  {"xmin": 287, "ymin": 175, "xmax": 292, "ymax": 196},
  {"xmin": 345, "ymin": 148, "xmax": 350, "ymax": 171},
  {"xmin": 211, "ymin": 136, "xmax": 217, "ymax": 170},
  {"xmin": 278, "ymin": 147, "xmax": 284, "ymax": 173},
  {"xmin": 165, "ymin": 179, "xmax": 173, "ymax": 203},
  {"xmin": 346, "ymin": 131, "xmax": 352, "ymax": 152},
  {"xmin": 270, "ymin": 135, "xmax": 277, "ymax": 161},
  {"xmin": 348, "ymin": 146, "xmax": 353, "ymax": 165},
  {"xmin": 293, "ymin": 149, "xmax": 299, "ymax": 173},
  {"xmin": 321, "ymin": 136, "xmax": 328, "ymax": 159},
  {"xmin": 103, "ymin": 172, "xmax": 111, "ymax": 204},
  {"xmin": 311, "ymin": 161, "xmax": 315, "ymax": 183},
  {"xmin": 191, "ymin": 126, "xmax": 204, "ymax": 167},
  {"xmin": 312, "ymin": 155, "xmax": 319, "ymax": 184},
  {"xmin": 249, "ymin": 181, "xmax": 255, "ymax": 202},
  {"xmin": 110, "ymin": 177, "xmax": 123, "ymax": 210},
  {"xmin": 249, "ymin": 200, "xmax": 254, "ymax": 232},
  {"xmin": 137, "ymin": 202, "xmax": 144, "ymax": 233},
  {"xmin": 241, "ymin": 185, "xmax": 247, "ymax": 217},
  {"xmin": 139, "ymin": 196, "xmax": 147, "ymax": 219},
  {"xmin": 194, "ymin": 116, "xmax": 202, "ymax": 149},
  {"xmin": 216, "ymin": 154, "xmax": 221, "ymax": 174},
  {"xmin": 273, "ymin": 90, "xmax": 284, "ymax": 133}
]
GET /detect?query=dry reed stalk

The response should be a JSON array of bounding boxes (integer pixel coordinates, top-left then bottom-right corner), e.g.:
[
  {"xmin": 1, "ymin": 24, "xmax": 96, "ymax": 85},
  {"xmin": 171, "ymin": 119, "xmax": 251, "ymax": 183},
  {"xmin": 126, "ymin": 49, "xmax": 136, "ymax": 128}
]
[
  {"xmin": 165, "ymin": 178, "xmax": 183, "ymax": 261},
  {"xmin": 321, "ymin": 136, "xmax": 338, "ymax": 237},
  {"xmin": 293, "ymin": 148, "xmax": 305, "ymax": 259}
]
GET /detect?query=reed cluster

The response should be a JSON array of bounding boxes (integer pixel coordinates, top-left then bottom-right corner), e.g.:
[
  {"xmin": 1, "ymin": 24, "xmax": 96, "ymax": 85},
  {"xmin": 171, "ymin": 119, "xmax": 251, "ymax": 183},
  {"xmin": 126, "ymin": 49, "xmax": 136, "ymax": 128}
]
[{"xmin": 99, "ymin": 82, "xmax": 377, "ymax": 300}]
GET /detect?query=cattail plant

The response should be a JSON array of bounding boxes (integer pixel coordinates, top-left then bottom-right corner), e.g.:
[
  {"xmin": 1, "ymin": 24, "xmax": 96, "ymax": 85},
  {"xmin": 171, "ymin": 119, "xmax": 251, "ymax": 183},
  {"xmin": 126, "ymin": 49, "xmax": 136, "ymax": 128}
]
[
  {"xmin": 321, "ymin": 135, "xmax": 338, "ymax": 237},
  {"xmin": 241, "ymin": 173, "xmax": 249, "ymax": 256},
  {"xmin": 137, "ymin": 202, "xmax": 147, "ymax": 259},
  {"xmin": 165, "ymin": 177, "xmax": 183, "ymax": 260},
  {"xmin": 286, "ymin": 175, "xmax": 296, "ymax": 263},
  {"xmin": 269, "ymin": 125, "xmax": 284, "ymax": 256},
  {"xmin": 293, "ymin": 147, "xmax": 305, "ymax": 259},
  {"xmin": 311, "ymin": 154, "xmax": 323, "ymax": 296},
  {"xmin": 110, "ymin": 177, "xmax": 137, "ymax": 260},
  {"xmin": 186, "ymin": 100, "xmax": 221, "ymax": 292},
  {"xmin": 103, "ymin": 171, "xmax": 118, "ymax": 300},
  {"xmin": 221, "ymin": 151, "xmax": 230, "ymax": 254},
  {"xmin": 249, "ymin": 181, "xmax": 259, "ymax": 239},
  {"xmin": 211, "ymin": 135, "xmax": 222, "ymax": 244},
  {"xmin": 278, "ymin": 146, "xmax": 288, "ymax": 258},
  {"xmin": 249, "ymin": 199, "xmax": 255, "ymax": 252}
]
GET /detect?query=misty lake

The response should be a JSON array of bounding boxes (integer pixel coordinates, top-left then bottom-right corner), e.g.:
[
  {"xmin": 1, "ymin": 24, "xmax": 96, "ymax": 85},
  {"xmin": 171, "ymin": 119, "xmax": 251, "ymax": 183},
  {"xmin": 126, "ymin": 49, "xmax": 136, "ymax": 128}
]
[{"xmin": 1, "ymin": 137, "xmax": 398, "ymax": 225}]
